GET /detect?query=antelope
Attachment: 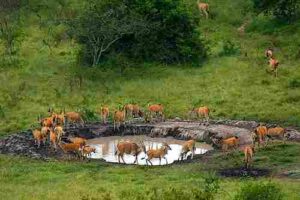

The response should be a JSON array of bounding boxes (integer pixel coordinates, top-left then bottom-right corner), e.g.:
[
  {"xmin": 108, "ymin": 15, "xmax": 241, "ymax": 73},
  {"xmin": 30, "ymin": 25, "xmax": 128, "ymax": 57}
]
[
  {"xmin": 142, "ymin": 142, "xmax": 172, "ymax": 165},
  {"xmin": 39, "ymin": 116, "xmax": 54, "ymax": 128},
  {"xmin": 59, "ymin": 142, "xmax": 83, "ymax": 159},
  {"xmin": 237, "ymin": 21, "xmax": 249, "ymax": 36},
  {"xmin": 100, "ymin": 106, "xmax": 109, "ymax": 124},
  {"xmin": 64, "ymin": 111, "xmax": 84, "ymax": 125},
  {"xmin": 41, "ymin": 126, "xmax": 50, "ymax": 138},
  {"xmin": 54, "ymin": 125, "xmax": 65, "ymax": 142},
  {"xmin": 115, "ymin": 141, "xmax": 143, "ymax": 164},
  {"xmin": 82, "ymin": 146, "xmax": 96, "ymax": 157},
  {"xmin": 266, "ymin": 127, "xmax": 285, "ymax": 143},
  {"xmin": 113, "ymin": 110, "xmax": 126, "ymax": 130},
  {"xmin": 179, "ymin": 140, "xmax": 196, "ymax": 160},
  {"xmin": 243, "ymin": 145, "xmax": 254, "ymax": 169},
  {"xmin": 265, "ymin": 48, "xmax": 273, "ymax": 58},
  {"xmin": 221, "ymin": 136, "xmax": 239, "ymax": 151},
  {"xmin": 124, "ymin": 104, "xmax": 143, "ymax": 118},
  {"xmin": 148, "ymin": 104, "xmax": 164, "ymax": 120},
  {"xmin": 32, "ymin": 129, "xmax": 46, "ymax": 148},
  {"xmin": 53, "ymin": 111, "xmax": 65, "ymax": 126},
  {"xmin": 268, "ymin": 57, "xmax": 279, "ymax": 77},
  {"xmin": 69, "ymin": 137, "xmax": 87, "ymax": 146},
  {"xmin": 253, "ymin": 125, "xmax": 268, "ymax": 147},
  {"xmin": 197, "ymin": 1, "xmax": 209, "ymax": 19},
  {"xmin": 49, "ymin": 129, "xmax": 58, "ymax": 149},
  {"xmin": 190, "ymin": 106, "xmax": 210, "ymax": 123}
]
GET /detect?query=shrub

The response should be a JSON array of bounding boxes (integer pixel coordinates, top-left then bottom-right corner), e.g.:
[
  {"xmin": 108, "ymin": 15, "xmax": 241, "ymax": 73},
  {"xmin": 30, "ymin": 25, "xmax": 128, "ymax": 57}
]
[
  {"xmin": 288, "ymin": 78, "xmax": 300, "ymax": 88},
  {"xmin": 219, "ymin": 40, "xmax": 240, "ymax": 56},
  {"xmin": 234, "ymin": 181, "xmax": 283, "ymax": 200}
]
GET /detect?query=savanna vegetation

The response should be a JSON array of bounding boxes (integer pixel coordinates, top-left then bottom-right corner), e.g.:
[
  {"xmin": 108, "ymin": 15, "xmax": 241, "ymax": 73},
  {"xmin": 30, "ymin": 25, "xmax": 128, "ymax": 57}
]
[{"xmin": 0, "ymin": 0, "xmax": 300, "ymax": 199}]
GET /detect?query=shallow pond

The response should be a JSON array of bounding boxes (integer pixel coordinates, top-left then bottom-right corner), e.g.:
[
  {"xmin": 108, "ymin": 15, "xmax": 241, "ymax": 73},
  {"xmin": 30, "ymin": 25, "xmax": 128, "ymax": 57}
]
[{"xmin": 87, "ymin": 135, "xmax": 213, "ymax": 165}]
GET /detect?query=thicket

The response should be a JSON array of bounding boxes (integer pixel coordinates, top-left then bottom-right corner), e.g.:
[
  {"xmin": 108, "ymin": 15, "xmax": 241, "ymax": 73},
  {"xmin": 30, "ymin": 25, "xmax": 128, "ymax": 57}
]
[{"xmin": 70, "ymin": 0, "xmax": 207, "ymax": 66}]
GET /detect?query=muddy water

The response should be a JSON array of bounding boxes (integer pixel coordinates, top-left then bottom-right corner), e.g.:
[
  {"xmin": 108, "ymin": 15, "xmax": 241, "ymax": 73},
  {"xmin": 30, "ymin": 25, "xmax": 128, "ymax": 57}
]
[{"xmin": 86, "ymin": 136, "xmax": 213, "ymax": 165}]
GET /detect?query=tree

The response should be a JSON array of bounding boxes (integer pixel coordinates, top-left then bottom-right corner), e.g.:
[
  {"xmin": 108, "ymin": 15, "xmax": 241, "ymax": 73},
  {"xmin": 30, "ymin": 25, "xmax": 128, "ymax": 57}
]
[
  {"xmin": 71, "ymin": 0, "xmax": 207, "ymax": 66},
  {"xmin": 72, "ymin": 0, "xmax": 147, "ymax": 66},
  {"xmin": 252, "ymin": 0, "xmax": 300, "ymax": 22}
]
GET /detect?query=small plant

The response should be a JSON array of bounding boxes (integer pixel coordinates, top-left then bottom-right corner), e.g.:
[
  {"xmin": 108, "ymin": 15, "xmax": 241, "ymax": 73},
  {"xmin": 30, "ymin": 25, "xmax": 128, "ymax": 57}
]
[
  {"xmin": 234, "ymin": 181, "xmax": 283, "ymax": 200},
  {"xmin": 219, "ymin": 40, "xmax": 240, "ymax": 56},
  {"xmin": 288, "ymin": 78, "xmax": 300, "ymax": 89}
]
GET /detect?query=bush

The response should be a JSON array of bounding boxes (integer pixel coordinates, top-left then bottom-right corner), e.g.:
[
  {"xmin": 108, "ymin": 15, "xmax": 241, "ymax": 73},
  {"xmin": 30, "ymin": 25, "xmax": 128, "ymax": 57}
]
[
  {"xmin": 288, "ymin": 78, "xmax": 300, "ymax": 88},
  {"xmin": 71, "ymin": 0, "xmax": 207, "ymax": 66},
  {"xmin": 234, "ymin": 181, "xmax": 283, "ymax": 200},
  {"xmin": 219, "ymin": 40, "xmax": 240, "ymax": 56}
]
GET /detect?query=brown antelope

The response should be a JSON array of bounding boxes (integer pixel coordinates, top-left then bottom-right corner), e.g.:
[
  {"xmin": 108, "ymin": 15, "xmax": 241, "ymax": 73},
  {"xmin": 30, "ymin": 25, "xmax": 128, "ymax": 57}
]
[
  {"xmin": 148, "ymin": 104, "xmax": 164, "ymax": 120},
  {"xmin": 190, "ymin": 106, "xmax": 210, "ymax": 123},
  {"xmin": 143, "ymin": 142, "xmax": 172, "ymax": 165},
  {"xmin": 39, "ymin": 116, "xmax": 55, "ymax": 128},
  {"xmin": 52, "ymin": 111, "xmax": 65, "ymax": 126},
  {"xmin": 124, "ymin": 104, "xmax": 143, "ymax": 118},
  {"xmin": 59, "ymin": 142, "xmax": 83, "ymax": 158},
  {"xmin": 197, "ymin": 1, "xmax": 209, "ymax": 19},
  {"xmin": 113, "ymin": 110, "xmax": 126, "ymax": 130},
  {"xmin": 243, "ymin": 145, "xmax": 254, "ymax": 169},
  {"xmin": 253, "ymin": 125, "xmax": 268, "ymax": 147},
  {"xmin": 64, "ymin": 111, "xmax": 84, "ymax": 125},
  {"xmin": 49, "ymin": 129, "xmax": 58, "ymax": 150},
  {"xmin": 266, "ymin": 127, "xmax": 285, "ymax": 143},
  {"xmin": 69, "ymin": 137, "xmax": 87, "ymax": 146},
  {"xmin": 268, "ymin": 57, "xmax": 279, "ymax": 77},
  {"xmin": 32, "ymin": 129, "xmax": 46, "ymax": 148},
  {"xmin": 82, "ymin": 146, "xmax": 96, "ymax": 158},
  {"xmin": 41, "ymin": 126, "xmax": 50, "ymax": 138},
  {"xmin": 54, "ymin": 125, "xmax": 65, "ymax": 142},
  {"xmin": 100, "ymin": 106, "xmax": 109, "ymax": 124},
  {"xmin": 265, "ymin": 48, "xmax": 273, "ymax": 58},
  {"xmin": 218, "ymin": 136, "xmax": 239, "ymax": 151},
  {"xmin": 179, "ymin": 140, "xmax": 196, "ymax": 160},
  {"xmin": 115, "ymin": 141, "xmax": 143, "ymax": 164}
]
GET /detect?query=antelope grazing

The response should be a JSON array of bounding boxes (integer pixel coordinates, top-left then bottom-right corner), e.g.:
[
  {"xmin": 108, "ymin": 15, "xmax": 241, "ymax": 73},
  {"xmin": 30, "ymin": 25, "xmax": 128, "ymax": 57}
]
[
  {"xmin": 113, "ymin": 110, "xmax": 126, "ymax": 130},
  {"xmin": 41, "ymin": 126, "xmax": 50, "ymax": 138},
  {"xmin": 253, "ymin": 125, "xmax": 268, "ymax": 147},
  {"xmin": 54, "ymin": 125, "xmax": 65, "ymax": 142},
  {"xmin": 64, "ymin": 111, "xmax": 84, "ymax": 126},
  {"xmin": 179, "ymin": 140, "xmax": 196, "ymax": 160},
  {"xmin": 265, "ymin": 48, "xmax": 273, "ymax": 58},
  {"xmin": 219, "ymin": 136, "xmax": 239, "ymax": 152},
  {"xmin": 82, "ymin": 146, "xmax": 96, "ymax": 158},
  {"xmin": 143, "ymin": 142, "xmax": 172, "ymax": 165},
  {"xmin": 268, "ymin": 57, "xmax": 280, "ymax": 77},
  {"xmin": 32, "ymin": 129, "xmax": 46, "ymax": 148},
  {"xmin": 100, "ymin": 106, "xmax": 109, "ymax": 124},
  {"xmin": 52, "ymin": 111, "xmax": 65, "ymax": 126},
  {"xmin": 49, "ymin": 129, "xmax": 58, "ymax": 149},
  {"xmin": 197, "ymin": 1, "xmax": 209, "ymax": 19},
  {"xmin": 267, "ymin": 127, "xmax": 285, "ymax": 143},
  {"xmin": 243, "ymin": 145, "xmax": 254, "ymax": 169},
  {"xmin": 148, "ymin": 104, "xmax": 164, "ymax": 120},
  {"xmin": 123, "ymin": 104, "xmax": 134, "ymax": 118},
  {"xmin": 190, "ymin": 106, "xmax": 210, "ymax": 124},
  {"xmin": 115, "ymin": 141, "xmax": 143, "ymax": 164}
]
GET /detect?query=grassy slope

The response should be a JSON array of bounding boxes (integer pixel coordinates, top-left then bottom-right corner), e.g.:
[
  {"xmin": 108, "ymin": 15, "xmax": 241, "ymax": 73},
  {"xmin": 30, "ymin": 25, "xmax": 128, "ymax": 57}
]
[
  {"xmin": 0, "ymin": 142, "xmax": 299, "ymax": 199},
  {"xmin": 0, "ymin": 0, "xmax": 300, "ymax": 135}
]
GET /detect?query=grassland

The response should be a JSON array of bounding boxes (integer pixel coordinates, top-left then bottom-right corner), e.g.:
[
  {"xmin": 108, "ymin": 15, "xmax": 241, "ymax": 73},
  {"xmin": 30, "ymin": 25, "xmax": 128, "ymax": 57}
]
[
  {"xmin": 0, "ymin": 142, "xmax": 299, "ymax": 200},
  {"xmin": 0, "ymin": 0, "xmax": 300, "ymax": 199}
]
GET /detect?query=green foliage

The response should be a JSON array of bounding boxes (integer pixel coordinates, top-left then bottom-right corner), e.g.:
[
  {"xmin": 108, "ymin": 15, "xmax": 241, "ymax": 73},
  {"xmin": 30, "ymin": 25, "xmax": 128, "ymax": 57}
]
[
  {"xmin": 252, "ymin": 0, "xmax": 300, "ymax": 22},
  {"xmin": 219, "ymin": 40, "xmax": 240, "ymax": 56},
  {"xmin": 72, "ymin": 0, "xmax": 206, "ymax": 66},
  {"xmin": 288, "ymin": 78, "xmax": 300, "ymax": 88},
  {"xmin": 234, "ymin": 181, "xmax": 283, "ymax": 200}
]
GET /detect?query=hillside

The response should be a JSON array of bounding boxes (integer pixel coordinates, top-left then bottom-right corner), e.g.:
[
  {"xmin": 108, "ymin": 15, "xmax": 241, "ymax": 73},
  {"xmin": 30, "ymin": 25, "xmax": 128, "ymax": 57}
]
[{"xmin": 0, "ymin": 0, "xmax": 300, "ymax": 135}]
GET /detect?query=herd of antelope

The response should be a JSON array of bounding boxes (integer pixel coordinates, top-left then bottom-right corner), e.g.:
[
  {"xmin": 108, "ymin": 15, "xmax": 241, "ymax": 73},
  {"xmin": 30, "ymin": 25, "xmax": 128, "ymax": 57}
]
[{"xmin": 31, "ymin": 103, "xmax": 286, "ymax": 168}]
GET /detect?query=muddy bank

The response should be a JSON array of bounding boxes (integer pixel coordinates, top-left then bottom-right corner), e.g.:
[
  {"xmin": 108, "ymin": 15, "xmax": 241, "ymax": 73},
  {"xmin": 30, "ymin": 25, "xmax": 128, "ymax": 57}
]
[{"xmin": 0, "ymin": 119, "xmax": 299, "ymax": 161}]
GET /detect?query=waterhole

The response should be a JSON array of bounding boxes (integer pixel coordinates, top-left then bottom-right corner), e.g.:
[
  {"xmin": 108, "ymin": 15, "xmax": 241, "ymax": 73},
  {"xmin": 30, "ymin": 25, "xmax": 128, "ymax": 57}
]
[{"xmin": 86, "ymin": 135, "xmax": 213, "ymax": 165}]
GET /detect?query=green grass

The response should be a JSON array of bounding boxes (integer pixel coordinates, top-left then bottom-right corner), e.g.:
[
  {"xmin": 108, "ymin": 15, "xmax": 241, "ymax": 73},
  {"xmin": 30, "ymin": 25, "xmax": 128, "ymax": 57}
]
[{"xmin": 0, "ymin": 142, "xmax": 299, "ymax": 200}]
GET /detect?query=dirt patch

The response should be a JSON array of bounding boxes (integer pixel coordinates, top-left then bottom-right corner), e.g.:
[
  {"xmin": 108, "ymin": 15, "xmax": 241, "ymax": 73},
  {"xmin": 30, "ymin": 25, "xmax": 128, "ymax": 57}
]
[{"xmin": 219, "ymin": 167, "xmax": 271, "ymax": 178}]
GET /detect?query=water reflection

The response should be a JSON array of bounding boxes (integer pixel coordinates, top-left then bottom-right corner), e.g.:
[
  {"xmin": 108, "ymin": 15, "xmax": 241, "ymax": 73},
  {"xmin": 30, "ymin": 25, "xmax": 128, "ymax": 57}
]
[{"xmin": 87, "ymin": 136, "xmax": 213, "ymax": 165}]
